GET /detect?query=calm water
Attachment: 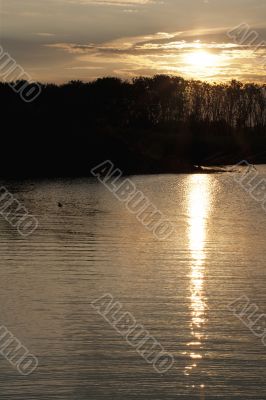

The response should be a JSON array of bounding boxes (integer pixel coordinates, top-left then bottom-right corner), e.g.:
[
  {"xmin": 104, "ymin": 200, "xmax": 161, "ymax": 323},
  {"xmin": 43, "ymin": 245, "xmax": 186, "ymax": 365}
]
[{"xmin": 0, "ymin": 167, "xmax": 266, "ymax": 399}]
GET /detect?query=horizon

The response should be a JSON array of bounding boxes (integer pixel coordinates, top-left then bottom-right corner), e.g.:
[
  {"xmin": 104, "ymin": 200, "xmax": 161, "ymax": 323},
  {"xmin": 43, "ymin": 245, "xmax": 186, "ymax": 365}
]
[{"xmin": 1, "ymin": 74, "xmax": 266, "ymax": 86}]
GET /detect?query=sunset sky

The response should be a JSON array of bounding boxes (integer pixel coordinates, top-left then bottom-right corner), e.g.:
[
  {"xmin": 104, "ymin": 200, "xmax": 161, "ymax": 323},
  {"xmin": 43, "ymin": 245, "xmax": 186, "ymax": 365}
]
[{"xmin": 1, "ymin": 0, "xmax": 266, "ymax": 83}]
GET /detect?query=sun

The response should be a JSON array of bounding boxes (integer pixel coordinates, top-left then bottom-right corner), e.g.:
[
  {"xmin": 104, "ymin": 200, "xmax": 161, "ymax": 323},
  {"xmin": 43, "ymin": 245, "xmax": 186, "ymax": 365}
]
[{"xmin": 184, "ymin": 50, "xmax": 218, "ymax": 68}]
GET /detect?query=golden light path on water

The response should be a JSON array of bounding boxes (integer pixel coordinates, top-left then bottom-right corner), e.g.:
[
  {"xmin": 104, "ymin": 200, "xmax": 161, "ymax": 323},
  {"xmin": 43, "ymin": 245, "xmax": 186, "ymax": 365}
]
[{"xmin": 184, "ymin": 175, "xmax": 211, "ymax": 386}]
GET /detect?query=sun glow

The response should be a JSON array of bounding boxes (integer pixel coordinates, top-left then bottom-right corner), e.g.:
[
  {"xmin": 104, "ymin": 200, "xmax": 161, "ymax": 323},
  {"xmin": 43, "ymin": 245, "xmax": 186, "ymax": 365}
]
[{"xmin": 184, "ymin": 50, "xmax": 218, "ymax": 68}]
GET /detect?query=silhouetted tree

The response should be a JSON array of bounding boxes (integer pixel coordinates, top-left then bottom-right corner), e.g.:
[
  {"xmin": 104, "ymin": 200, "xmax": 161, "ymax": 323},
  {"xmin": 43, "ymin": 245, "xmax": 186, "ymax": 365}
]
[{"xmin": 0, "ymin": 76, "xmax": 265, "ymax": 177}]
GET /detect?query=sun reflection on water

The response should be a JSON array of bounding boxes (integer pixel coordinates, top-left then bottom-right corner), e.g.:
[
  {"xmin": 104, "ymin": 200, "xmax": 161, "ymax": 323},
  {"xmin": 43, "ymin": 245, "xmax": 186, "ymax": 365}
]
[{"xmin": 185, "ymin": 174, "xmax": 211, "ymax": 377}]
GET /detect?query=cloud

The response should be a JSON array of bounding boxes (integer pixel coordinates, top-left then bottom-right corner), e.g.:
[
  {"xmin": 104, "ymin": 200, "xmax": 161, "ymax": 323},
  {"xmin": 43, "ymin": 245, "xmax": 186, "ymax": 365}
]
[
  {"xmin": 36, "ymin": 33, "xmax": 55, "ymax": 37},
  {"xmin": 45, "ymin": 28, "xmax": 266, "ymax": 82},
  {"xmin": 46, "ymin": 29, "xmax": 263, "ymax": 56},
  {"xmin": 64, "ymin": 0, "xmax": 157, "ymax": 5}
]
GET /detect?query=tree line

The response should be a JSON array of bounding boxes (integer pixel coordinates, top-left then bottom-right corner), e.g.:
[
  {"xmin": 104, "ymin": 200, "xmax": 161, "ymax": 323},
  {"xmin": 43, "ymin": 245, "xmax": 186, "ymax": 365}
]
[{"xmin": 1, "ymin": 75, "xmax": 266, "ymax": 177}]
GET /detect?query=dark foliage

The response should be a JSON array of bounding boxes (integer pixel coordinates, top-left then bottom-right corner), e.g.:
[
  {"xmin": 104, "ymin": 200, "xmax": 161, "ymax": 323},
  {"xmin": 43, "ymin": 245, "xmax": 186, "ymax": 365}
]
[{"xmin": 1, "ymin": 75, "xmax": 266, "ymax": 177}]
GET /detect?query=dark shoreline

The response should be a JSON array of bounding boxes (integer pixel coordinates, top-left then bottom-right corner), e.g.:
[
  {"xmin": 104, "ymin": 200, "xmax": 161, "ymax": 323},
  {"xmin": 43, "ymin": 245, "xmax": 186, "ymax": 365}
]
[
  {"xmin": 0, "ymin": 165, "xmax": 246, "ymax": 181},
  {"xmin": 2, "ymin": 76, "xmax": 265, "ymax": 180}
]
